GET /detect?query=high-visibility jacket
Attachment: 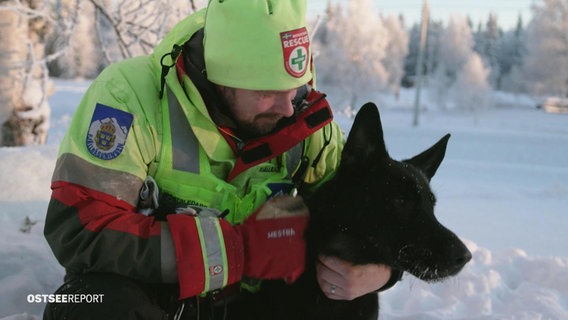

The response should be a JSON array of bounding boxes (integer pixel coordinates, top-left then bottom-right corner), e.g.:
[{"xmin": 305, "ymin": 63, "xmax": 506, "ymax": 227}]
[{"xmin": 44, "ymin": 9, "xmax": 344, "ymax": 298}]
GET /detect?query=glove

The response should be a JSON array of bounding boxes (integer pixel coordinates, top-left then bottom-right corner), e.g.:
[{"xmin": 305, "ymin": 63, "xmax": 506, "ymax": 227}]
[
  {"xmin": 235, "ymin": 195, "xmax": 309, "ymax": 283},
  {"xmin": 167, "ymin": 195, "xmax": 309, "ymax": 299}
]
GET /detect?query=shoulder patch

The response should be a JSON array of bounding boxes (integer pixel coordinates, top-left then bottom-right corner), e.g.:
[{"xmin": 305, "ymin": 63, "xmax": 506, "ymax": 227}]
[{"xmin": 86, "ymin": 103, "xmax": 134, "ymax": 160}]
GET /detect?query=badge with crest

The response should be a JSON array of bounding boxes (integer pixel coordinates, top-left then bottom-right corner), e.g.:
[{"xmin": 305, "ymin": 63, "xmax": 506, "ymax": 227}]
[{"xmin": 86, "ymin": 104, "xmax": 133, "ymax": 160}]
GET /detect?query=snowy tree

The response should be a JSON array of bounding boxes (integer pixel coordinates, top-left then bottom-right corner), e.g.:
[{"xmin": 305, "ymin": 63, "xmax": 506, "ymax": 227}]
[
  {"xmin": 310, "ymin": 0, "xmax": 338, "ymax": 58},
  {"xmin": 403, "ymin": 23, "xmax": 421, "ymax": 80},
  {"xmin": 47, "ymin": 0, "xmax": 102, "ymax": 78},
  {"xmin": 522, "ymin": 0, "xmax": 568, "ymax": 97},
  {"xmin": 0, "ymin": 0, "xmax": 206, "ymax": 147},
  {"xmin": 0, "ymin": 0, "xmax": 74, "ymax": 146},
  {"xmin": 430, "ymin": 14, "xmax": 492, "ymax": 111},
  {"xmin": 497, "ymin": 16, "xmax": 526, "ymax": 93},
  {"xmin": 382, "ymin": 14, "xmax": 409, "ymax": 97},
  {"xmin": 314, "ymin": 0, "xmax": 393, "ymax": 107},
  {"xmin": 476, "ymin": 14, "xmax": 502, "ymax": 89},
  {"xmin": 451, "ymin": 53, "xmax": 492, "ymax": 116},
  {"xmin": 89, "ymin": 0, "xmax": 201, "ymax": 64},
  {"xmin": 404, "ymin": 19, "xmax": 444, "ymax": 87},
  {"xmin": 430, "ymin": 14, "xmax": 475, "ymax": 109},
  {"xmin": 424, "ymin": 20, "xmax": 444, "ymax": 81},
  {"xmin": 439, "ymin": 15, "xmax": 474, "ymax": 76},
  {"xmin": 311, "ymin": 2, "xmax": 344, "ymax": 84},
  {"xmin": 338, "ymin": 0, "xmax": 389, "ymax": 106},
  {"xmin": 47, "ymin": 0, "xmax": 204, "ymax": 78}
]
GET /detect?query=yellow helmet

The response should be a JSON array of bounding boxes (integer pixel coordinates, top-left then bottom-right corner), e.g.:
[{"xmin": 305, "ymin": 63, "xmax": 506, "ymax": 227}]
[{"xmin": 203, "ymin": 0, "xmax": 312, "ymax": 90}]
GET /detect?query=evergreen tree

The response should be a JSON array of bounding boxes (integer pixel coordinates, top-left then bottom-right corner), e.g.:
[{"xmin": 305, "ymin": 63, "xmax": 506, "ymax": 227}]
[
  {"xmin": 497, "ymin": 15, "xmax": 526, "ymax": 93},
  {"xmin": 403, "ymin": 23, "xmax": 421, "ymax": 79},
  {"xmin": 473, "ymin": 14, "xmax": 502, "ymax": 88},
  {"xmin": 483, "ymin": 14, "xmax": 502, "ymax": 89}
]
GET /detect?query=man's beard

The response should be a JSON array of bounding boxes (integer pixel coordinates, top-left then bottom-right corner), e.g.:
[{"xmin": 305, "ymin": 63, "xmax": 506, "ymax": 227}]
[{"xmin": 238, "ymin": 114, "xmax": 283, "ymax": 137}]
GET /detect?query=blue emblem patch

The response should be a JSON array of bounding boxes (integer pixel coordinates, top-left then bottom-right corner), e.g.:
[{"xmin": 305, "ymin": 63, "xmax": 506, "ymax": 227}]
[
  {"xmin": 86, "ymin": 104, "xmax": 133, "ymax": 160},
  {"xmin": 267, "ymin": 183, "xmax": 294, "ymax": 199}
]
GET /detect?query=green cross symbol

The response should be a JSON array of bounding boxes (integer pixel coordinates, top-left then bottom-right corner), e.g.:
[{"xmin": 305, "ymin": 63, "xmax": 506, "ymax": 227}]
[{"xmin": 291, "ymin": 48, "xmax": 306, "ymax": 71}]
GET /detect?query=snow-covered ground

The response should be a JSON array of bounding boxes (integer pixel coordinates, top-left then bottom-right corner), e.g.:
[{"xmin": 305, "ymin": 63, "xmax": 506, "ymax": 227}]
[{"xmin": 0, "ymin": 79, "xmax": 566, "ymax": 319}]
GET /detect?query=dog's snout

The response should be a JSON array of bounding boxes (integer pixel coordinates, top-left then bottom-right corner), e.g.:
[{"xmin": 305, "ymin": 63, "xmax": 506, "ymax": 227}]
[
  {"xmin": 450, "ymin": 241, "xmax": 472, "ymax": 271},
  {"xmin": 454, "ymin": 248, "xmax": 472, "ymax": 268}
]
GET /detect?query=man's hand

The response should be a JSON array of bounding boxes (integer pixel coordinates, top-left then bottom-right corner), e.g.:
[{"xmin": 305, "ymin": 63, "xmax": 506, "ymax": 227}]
[
  {"xmin": 316, "ymin": 255, "xmax": 392, "ymax": 300},
  {"xmin": 168, "ymin": 195, "xmax": 309, "ymax": 299},
  {"xmin": 236, "ymin": 195, "xmax": 309, "ymax": 283}
]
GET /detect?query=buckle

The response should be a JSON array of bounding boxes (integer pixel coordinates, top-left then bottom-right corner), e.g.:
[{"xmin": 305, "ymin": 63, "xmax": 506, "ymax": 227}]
[{"xmin": 200, "ymin": 283, "xmax": 241, "ymax": 306}]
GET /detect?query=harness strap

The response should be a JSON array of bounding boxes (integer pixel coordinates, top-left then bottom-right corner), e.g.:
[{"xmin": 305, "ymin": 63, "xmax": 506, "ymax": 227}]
[{"xmin": 222, "ymin": 89, "xmax": 333, "ymax": 182}]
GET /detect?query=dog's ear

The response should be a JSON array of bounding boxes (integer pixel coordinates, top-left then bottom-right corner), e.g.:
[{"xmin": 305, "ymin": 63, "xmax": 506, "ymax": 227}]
[
  {"xmin": 342, "ymin": 103, "xmax": 388, "ymax": 168},
  {"xmin": 404, "ymin": 134, "xmax": 451, "ymax": 180}
]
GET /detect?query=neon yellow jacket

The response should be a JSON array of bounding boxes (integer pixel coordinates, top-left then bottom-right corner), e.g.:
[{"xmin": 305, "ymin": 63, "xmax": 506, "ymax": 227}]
[{"xmin": 44, "ymin": 9, "xmax": 344, "ymax": 298}]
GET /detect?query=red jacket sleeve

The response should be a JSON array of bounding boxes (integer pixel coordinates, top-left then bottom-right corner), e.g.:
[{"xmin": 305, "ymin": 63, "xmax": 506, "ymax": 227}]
[
  {"xmin": 46, "ymin": 168, "xmax": 244, "ymax": 299},
  {"xmin": 45, "ymin": 180, "xmax": 174, "ymax": 282}
]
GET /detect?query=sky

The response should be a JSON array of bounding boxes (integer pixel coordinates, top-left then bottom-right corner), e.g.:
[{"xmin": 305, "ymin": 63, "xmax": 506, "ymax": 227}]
[
  {"xmin": 0, "ymin": 79, "xmax": 567, "ymax": 319},
  {"xmin": 307, "ymin": 0, "xmax": 534, "ymax": 30}
]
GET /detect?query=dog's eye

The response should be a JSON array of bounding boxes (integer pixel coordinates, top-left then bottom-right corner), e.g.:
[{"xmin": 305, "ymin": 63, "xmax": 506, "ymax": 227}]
[
  {"xmin": 392, "ymin": 198, "xmax": 411, "ymax": 211},
  {"xmin": 391, "ymin": 197, "xmax": 418, "ymax": 221}
]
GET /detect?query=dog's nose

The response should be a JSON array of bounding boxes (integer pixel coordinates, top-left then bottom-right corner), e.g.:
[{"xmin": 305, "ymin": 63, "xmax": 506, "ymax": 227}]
[
  {"xmin": 455, "ymin": 249, "xmax": 472, "ymax": 267},
  {"xmin": 452, "ymin": 245, "xmax": 472, "ymax": 270}
]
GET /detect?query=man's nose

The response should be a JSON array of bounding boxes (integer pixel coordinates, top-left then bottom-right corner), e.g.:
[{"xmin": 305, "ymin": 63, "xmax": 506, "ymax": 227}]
[{"xmin": 272, "ymin": 94, "xmax": 295, "ymax": 118}]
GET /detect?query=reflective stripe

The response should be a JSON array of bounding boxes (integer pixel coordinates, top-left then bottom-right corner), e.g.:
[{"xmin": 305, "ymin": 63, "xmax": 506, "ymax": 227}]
[
  {"xmin": 286, "ymin": 141, "xmax": 304, "ymax": 179},
  {"xmin": 52, "ymin": 153, "xmax": 143, "ymax": 207},
  {"xmin": 195, "ymin": 217, "xmax": 227, "ymax": 292},
  {"xmin": 167, "ymin": 88, "xmax": 200, "ymax": 173},
  {"xmin": 160, "ymin": 223, "xmax": 178, "ymax": 283}
]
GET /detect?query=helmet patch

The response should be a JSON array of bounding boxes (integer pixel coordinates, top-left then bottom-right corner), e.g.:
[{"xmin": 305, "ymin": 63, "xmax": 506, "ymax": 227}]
[{"xmin": 280, "ymin": 27, "xmax": 310, "ymax": 78}]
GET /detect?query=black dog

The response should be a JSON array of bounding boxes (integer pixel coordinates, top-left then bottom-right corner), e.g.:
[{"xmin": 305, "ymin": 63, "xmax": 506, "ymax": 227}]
[{"xmin": 233, "ymin": 103, "xmax": 472, "ymax": 320}]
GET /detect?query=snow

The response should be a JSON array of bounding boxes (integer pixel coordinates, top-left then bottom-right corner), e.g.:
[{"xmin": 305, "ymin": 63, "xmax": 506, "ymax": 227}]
[{"xmin": 1, "ymin": 79, "xmax": 567, "ymax": 319}]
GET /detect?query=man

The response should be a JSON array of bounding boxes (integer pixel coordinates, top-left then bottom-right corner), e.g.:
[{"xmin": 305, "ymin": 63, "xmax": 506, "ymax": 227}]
[{"xmin": 43, "ymin": 1, "xmax": 400, "ymax": 319}]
